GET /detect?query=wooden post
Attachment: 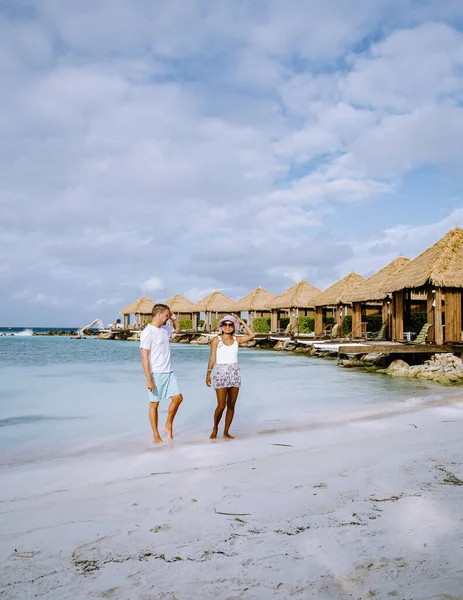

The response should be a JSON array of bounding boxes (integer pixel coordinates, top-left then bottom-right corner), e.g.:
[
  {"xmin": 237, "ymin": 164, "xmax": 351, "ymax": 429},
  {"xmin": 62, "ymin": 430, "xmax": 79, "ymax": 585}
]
[
  {"xmin": 270, "ymin": 309, "xmax": 278, "ymax": 333},
  {"xmin": 392, "ymin": 291, "xmax": 404, "ymax": 341},
  {"xmin": 192, "ymin": 313, "xmax": 198, "ymax": 331},
  {"xmin": 426, "ymin": 289, "xmax": 435, "ymax": 343},
  {"xmin": 434, "ymin": 288, "xmax": 444, "ymax": 345},
  {"xmin": 444, "ymin": 289, "xmax": 461, "ymax": 342},
  {"xmin": 124, "ymin": 314, "xmax": 129, "ymax": 329},
  {"xmin": 315, "ymin": 307, "xmax": 323, "ymax": 336},
  {"xmin": 352, "ymin": 302, "xmax": 362, "ymax": 338},
  {"xmin": 336, "ymin": 306, "xmax": 343, "ymax": 326}
]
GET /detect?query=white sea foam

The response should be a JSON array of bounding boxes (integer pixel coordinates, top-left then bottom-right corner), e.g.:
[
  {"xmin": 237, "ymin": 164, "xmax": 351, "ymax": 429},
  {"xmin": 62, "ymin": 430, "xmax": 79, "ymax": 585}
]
[
  {"xmin": 13, "ymin": 328, "xmax": 34, "ymax": 336},
  {"xmin": 0, "ymin": 328, "xmax": 34, "ymax": 336}
]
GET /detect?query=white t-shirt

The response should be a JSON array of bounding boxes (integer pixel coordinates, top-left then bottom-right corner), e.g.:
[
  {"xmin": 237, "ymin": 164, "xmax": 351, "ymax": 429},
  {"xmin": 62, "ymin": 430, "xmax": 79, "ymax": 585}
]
[{"xmin": 140, "ymin": 324, "xmax": 174, "ymax": 373}]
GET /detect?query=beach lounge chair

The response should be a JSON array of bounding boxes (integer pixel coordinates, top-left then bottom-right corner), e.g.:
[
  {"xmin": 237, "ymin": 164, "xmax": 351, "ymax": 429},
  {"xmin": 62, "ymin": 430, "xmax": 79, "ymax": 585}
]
[
  {"xmin": 330, "ymin": 323, "xmax": 339, "ymax": 338},
  {"xmin": 398, "ymin": 323, "xmax": 432, "ymax": 345},
  {"xmin": 269, "ymin": 322, "xmax": 294, "ymax": 341},
  {"xmin": 370, "ymin": 324, "xmax": 386, "ymax": 342}
]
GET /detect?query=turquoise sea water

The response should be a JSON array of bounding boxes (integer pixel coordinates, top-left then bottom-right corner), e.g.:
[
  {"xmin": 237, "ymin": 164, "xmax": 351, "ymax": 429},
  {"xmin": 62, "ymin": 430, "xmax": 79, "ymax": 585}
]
[{"xmin": 0, "ymin": 335, "xmax": 453, "ymax": 467}]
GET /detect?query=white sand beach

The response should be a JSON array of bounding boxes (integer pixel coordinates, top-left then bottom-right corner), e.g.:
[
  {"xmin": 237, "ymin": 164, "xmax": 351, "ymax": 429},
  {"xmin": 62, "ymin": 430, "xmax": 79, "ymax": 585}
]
[{"xmin": 1, "ymin": 397, "xmax": 463, "ymax": 600}]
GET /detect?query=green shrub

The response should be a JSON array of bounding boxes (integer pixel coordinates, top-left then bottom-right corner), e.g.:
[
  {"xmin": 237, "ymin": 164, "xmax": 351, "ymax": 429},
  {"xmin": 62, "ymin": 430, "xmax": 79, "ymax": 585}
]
[
  {"xmin": 279, "ymin": 317, "xmax": 290, "ymax": 330},
  {"xmin": 324, "ymin": 316, "xmax": 335, "ymax": 326},
  {"xmin": 342, "ymin": 315, "xmax": 352, "ymax": 336},
  {"xmin": 365, "ymin": 314, "xmax": 383, "ymax": 333},
  {"xmin": 212, "ymin": 317, "xmax": 219, "ymax": 331},
  {"xmin": 179, "ymin": 319, "xmax": 192, "ymax": 330},
  {"xmin": 199, "ymin": 319, "xmax": 205, "ymax": 328},
  {"xmin": 253, "ymin": 317, "xmax": 271, "ymax": 333},
  {"xmin": 410, "ymin": 311, "xmax": 427, "ymax": 333},
  {"xmin": 298, "ymin": 316, "xmax": 315, "ymax": 333}
]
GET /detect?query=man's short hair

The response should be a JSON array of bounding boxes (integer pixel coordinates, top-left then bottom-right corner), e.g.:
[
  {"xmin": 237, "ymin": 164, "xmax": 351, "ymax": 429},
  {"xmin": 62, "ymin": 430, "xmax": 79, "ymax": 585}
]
[{"xmin": 152, "ymin": 303, "xmax": 170, "ymax": 316}]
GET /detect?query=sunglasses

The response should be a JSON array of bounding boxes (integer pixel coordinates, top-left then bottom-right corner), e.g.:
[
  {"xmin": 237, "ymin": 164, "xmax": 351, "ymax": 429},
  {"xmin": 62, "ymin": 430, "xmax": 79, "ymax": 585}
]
[{"xmin": 222, "ymin": 322, "xmax": 234, "ymax": 327}]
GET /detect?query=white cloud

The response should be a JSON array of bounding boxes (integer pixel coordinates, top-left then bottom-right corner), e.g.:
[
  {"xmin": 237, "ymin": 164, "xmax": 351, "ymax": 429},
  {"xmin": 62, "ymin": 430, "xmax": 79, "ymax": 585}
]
[
  {"xmin": 11, "ymin": 289, "xmax": 29, "ymax": 300},
  {"xmin": 142, "ymin": 277, "xmax": 165, "ymax": 292}
]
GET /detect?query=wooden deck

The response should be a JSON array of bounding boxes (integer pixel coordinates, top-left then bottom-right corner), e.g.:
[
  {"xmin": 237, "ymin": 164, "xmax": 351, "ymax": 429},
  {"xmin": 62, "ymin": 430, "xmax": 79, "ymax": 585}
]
[{"xmin": 339, "ymin": 343, "xmax": 462, "ymax": 355}]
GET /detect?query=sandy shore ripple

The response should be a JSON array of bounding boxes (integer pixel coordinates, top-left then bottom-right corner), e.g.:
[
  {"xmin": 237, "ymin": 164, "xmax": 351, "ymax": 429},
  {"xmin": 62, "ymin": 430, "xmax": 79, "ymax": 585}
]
[{"xmin": 1, "ymin": 400, "xmax": 463, "ymax": 599}]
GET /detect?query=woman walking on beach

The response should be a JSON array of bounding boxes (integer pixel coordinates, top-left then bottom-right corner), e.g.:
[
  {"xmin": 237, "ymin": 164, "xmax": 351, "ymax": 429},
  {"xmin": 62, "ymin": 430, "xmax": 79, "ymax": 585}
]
[{"xmin": 206, "ymin": 314, "xmax": 255, "ymax": 440}]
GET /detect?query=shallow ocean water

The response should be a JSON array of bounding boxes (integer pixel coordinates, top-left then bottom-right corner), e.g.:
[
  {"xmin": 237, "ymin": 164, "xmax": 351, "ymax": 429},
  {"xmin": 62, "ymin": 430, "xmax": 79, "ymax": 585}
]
[{"xmin": 0, "ymin": 336, "xmax": 453, "ymax": 467}]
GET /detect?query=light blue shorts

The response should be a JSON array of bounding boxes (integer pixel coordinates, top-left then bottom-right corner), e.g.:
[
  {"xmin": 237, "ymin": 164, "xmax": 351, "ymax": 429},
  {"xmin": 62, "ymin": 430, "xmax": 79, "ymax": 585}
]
[{"xmin": 148, "ymin": 372, "xmax": 181, "ymax": 402}]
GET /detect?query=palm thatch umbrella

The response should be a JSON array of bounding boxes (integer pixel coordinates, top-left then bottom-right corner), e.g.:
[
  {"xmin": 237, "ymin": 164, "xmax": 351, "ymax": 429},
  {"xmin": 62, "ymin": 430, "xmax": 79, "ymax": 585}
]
[
  {"xmin": 120, "ymin": 296, "xmax": 155, "ymax": 329},
  {"xmin": 267, "ymin": 281, "xmax": 321, "ymax": 332},
  {"xmin": 195, "ymin": 290, "xmax": 238, "ymax": 331},
  {"xmin": 234, "ymin": 286, "xmax": 275, "ymax": 327},
  {"xmin": 342, "ymin": 257, "xmax": 410, "ymax": 338},
  {"xmin": 164, "ymin": 294, "xmax": 200, "ymax": 330},
  {"xmin": 386, "ymin": 227, "xmax": 463, "ymax": 343},
  {"xmin": 312, "ymin": 272, "xmax": 365, "ymax": 335}
]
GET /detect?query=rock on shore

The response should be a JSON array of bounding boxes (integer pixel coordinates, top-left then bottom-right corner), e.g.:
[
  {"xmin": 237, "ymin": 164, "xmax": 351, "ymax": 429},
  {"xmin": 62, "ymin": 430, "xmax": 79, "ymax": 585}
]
[{"xmin": 384, "ymin": 353, "xmax": 463, "ymax": 385}]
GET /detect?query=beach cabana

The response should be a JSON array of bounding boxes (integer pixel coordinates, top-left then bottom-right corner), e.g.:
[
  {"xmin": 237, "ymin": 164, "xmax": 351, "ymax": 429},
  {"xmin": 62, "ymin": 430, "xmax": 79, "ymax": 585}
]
[
  {"xmin": 312, "ymin": 273, "xmax": 365, "ymax": 336},
  {"xmin": 164, "ymin": 294, "xmax": 200, "ymax": 330},
  {"xmin": 120, "ymin": 296, "xmax": 155, "ymax": 329},
  {"xmin": 343, "ymin": 257, "xmax": 410, "ymax": 339},
  {"xmin": 234, "ymin": 286, "xmax": 275, "ymax": 328},
  {"xmin": 195, "ymin": 290, "xmax": 238, "ymax": 332},
  {"xmin": 386, "ymin": 228, "xmax": 463, "ymax": 344},
  {"xmin": 267, "ymin": 281, "xmax": 320, "ymax": 333}
]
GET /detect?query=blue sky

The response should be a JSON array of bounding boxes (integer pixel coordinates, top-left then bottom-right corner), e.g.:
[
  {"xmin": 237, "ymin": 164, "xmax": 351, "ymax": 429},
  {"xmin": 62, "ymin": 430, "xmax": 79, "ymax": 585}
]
[{"xmin": 1, "ymin": 0, "xmax": 463, "ymax": 326}]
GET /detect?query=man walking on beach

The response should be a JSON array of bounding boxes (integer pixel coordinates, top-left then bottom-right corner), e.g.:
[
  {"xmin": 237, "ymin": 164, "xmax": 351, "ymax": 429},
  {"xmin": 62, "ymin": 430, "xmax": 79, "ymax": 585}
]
[{"xmin": 140, "ymin": 304, "xmax": 183, "ymax": 443}]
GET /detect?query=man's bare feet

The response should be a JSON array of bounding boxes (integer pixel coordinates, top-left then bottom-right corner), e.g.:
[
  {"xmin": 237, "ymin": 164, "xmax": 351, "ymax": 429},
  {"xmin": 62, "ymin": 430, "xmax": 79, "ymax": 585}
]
[
  {"xmin": 223, "ymin": 433, "xmax": 235, "ymax": 439},
  {"xmin": 162, "ymin": 425, "xmax": 173, "ymax": 440},
  {"xmin": 153, "ymin": 435, "xmax": 163, "ymax": 444},
  {"xmin": 209, "ymin": 429, "xmax": 218, "ymax": 440}
]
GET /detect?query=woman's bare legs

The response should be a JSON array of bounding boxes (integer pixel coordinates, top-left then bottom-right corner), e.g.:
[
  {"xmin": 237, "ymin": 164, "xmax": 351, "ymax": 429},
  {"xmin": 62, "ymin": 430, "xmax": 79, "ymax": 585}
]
[
  {"xmin": 224, "ymin": 387, "xmax": 239, "ymax": 439},
  {"xmin": 210, "ymin": 388, "xmax": 227, "ymax": 439}
]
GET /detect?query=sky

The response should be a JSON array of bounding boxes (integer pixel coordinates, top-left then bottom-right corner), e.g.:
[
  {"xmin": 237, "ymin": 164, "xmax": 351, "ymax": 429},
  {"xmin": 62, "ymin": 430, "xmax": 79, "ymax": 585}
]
[{"xmin": 1, "ymin": 0, "xmax": 463, "ymax": 326}]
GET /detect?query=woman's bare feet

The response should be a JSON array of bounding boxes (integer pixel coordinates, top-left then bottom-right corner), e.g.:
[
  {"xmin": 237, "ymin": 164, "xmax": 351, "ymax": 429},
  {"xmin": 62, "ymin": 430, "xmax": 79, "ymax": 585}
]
[
  {"xmin": 153, "ymin": 435, "xmax": 163, "ymax": 444},
  {"xmin": 209, "ymin": 429, "xmax": 218, "ymax": 440},
  {"xmin": 162, "ymin": 425, "xmax": 173, "ymax": 440},
  {"xmin": 223, "ymin": 433, "xmax": 235, "ymax": 439}
]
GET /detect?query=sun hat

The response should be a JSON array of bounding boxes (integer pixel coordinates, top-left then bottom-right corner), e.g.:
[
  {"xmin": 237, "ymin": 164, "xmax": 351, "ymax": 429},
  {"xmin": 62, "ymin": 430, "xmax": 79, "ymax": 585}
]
[{"xmin": 217, "ymin": 314, "xmax": 240, "ymax": 334}]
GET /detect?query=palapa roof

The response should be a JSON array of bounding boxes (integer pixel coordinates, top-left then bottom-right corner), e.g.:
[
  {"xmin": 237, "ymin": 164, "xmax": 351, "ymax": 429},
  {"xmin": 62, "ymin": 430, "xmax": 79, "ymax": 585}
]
[
  {"xmin": 234, "ymin": 286, "xmax": 275, "ymax": 312},
  {"xmin": 343, "ymin": 257, "xmax": 410, "ymax": 303},
  {"xmin": 267, "ymin": 280, "xmax": 321, "ymax": 309},
  {"xmin": 120, "ymin": 295, "xmax": 155, "ymax": 315},
  {"xmin": 164, "ymin": 294, "xmax": 199, "ymax": 313},
  {"xmin": 312, "ymin": 272, "xmax": 365, "ymax": 307},
  {"xmin": 387, "ymin": 228, "xmax": 463, "ymax": 292},
  {"xmin": 195, "ymin": 290, "xmax": 237, "ymax": 312}
]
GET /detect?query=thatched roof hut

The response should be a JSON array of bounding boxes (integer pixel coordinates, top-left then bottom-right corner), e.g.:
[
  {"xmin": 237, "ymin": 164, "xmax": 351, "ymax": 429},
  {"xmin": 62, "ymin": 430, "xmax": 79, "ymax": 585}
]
[
  {"xmin": 234, "ymin": 286, "xmax": 275, "ymax": 312},
  {"xmin": 343, "ymin": 257, "xmax": 410, "ymax": 303},
  {"xmin": 164, "ymin": 294, "xmax": 198, "ymax": 313},
  {"xmin": 313, "ymin": 272, "xmax": 365, "ymax": 307},
  {"xmin": 385, "ymin": 228, "xmax": 463, "ymax": 344},
  {"xmin": 120, "ymin": 296, "xmax": 155, "ymax": 315},
  {"xmin": 386, "ymin": 228, "xmax": 463, "ymax": 292},
  {"xmin": 268, "ymin": 281, "xmax": 320, "ymax": 309},
  {"xmin": 195, "ymin": 290, "xmax": 237, "ymax": 313}
]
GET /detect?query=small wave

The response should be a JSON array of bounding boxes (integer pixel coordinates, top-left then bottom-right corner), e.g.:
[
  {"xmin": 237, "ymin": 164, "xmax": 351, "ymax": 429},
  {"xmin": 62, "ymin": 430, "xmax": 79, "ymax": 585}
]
[
  {"xmin": 0, "ymin": 415, "xmax": 85, "ymax": 427},
  {"xmin": 0, "ymin": 328, "xmax": 34, "ymax": 337},
  {"xmin": 14, "ymin": 328, "xmax": 34, "ymax": 336}
]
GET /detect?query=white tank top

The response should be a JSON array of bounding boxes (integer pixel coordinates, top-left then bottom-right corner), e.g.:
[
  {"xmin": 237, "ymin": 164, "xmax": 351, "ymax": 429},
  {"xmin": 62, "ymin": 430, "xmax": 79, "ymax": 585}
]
[{"xmin": 216, "ymin": 336, "xmax": 238, "ymax": 364}]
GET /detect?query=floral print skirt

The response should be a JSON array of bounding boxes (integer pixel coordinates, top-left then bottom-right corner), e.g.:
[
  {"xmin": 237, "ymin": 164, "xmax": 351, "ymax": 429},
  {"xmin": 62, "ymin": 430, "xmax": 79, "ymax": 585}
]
[{"xmin": 212, "ymin": 363, "xmax": 241, "ymax": 389}]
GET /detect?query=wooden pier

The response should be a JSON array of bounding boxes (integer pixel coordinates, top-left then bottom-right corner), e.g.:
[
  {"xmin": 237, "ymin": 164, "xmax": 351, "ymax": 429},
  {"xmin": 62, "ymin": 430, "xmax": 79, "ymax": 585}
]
[{"xmin": 339, "ymin": 342, "xmax": 463, "ymax": 357}]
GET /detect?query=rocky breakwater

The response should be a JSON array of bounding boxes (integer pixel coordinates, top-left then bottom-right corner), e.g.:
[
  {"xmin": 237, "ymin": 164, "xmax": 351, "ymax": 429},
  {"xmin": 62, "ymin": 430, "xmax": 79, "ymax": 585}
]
[{"xmin": 383, "ymin": 353, "xmax": 463, "ymax": 386}]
